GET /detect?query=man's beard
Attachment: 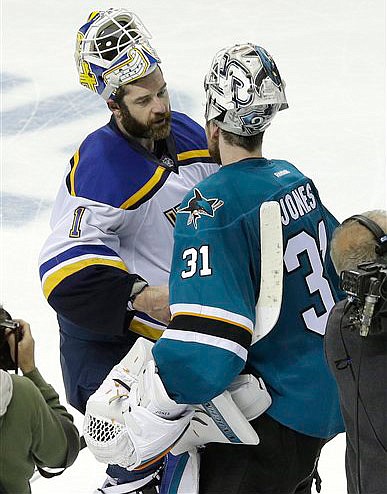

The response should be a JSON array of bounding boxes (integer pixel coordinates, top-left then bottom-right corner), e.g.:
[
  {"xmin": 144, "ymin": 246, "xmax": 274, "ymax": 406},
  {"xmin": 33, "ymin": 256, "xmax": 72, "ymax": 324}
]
[
  {"xmin": 208, "ymin": 135, "xmax": 222, "ymax": 165},
  {"xmin": 120, "ymin": 104, "xmax": 171, "ymax": 141}
]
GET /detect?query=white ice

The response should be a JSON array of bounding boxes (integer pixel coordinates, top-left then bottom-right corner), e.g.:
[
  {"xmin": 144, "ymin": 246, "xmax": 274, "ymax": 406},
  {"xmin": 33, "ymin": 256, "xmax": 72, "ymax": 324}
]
[{"xmin": 1, "ymin": 0, "xmax": 385, "ymax": 492}]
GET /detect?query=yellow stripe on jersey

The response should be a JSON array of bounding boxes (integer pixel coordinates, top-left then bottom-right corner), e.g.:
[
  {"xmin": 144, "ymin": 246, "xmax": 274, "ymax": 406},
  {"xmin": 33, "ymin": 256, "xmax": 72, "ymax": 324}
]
[
  {"xmin": 70, "ymin": 150, "xmax": 80, "ymax": 196},
  {"xmin": 130, "ymin": 319, "xmax": 164, "ymax": 341},
  {"xmin": 171, "ymin": 311, "xmax": 253, "ymax": 335},
  {"xmin": 43, "ymin": 258, "xmax": 128, "ymax": 299},
  {"xmin": 119, "ymin": 166, "xmax": 166, "ymax": 209},
  {"xmin": 177, "ymin": 149, "xmax": 210, "ymax": 161}
]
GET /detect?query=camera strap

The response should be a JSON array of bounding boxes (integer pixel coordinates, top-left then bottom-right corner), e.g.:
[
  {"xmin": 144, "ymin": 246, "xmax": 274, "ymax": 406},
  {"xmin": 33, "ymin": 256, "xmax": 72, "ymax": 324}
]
[{"xmin": 36, "ymin": 411, "xmax": 82, "ymax": 478}]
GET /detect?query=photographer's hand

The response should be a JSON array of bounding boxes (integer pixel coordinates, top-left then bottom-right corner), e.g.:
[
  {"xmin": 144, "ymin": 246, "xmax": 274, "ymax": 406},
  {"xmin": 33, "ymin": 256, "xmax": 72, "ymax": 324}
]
[{"xmin": 6, "ymin": 320, "xmax": 36, "ymax": 374}]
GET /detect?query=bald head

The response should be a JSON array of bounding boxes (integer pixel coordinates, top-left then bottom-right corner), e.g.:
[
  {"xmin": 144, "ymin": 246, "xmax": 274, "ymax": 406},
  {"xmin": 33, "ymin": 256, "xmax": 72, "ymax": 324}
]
[{"xmin": 331, "ymin": 210, "xmax": 387, "ymax": 273}]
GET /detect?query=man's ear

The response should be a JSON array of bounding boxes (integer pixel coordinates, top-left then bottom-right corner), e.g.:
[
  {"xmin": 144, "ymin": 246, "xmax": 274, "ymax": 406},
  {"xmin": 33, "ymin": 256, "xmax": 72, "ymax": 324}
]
[
  {"xmin": 206, "ymin": 120, "xmax": 220, "ymax": 140},
  {"xmin": 107, "ymin": 99, "xmax": 120, "ymax": 116}
]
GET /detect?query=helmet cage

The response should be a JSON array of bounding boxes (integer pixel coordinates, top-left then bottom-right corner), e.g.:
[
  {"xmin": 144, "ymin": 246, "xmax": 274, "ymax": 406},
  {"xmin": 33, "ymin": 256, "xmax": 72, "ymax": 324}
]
[
  {"xmin": 75, "ymin": 9, "xmax": 161, "ymax": 100},
  {"xmin": 79, "ymin": 9, "xmax": 154, "ymax": 69}
]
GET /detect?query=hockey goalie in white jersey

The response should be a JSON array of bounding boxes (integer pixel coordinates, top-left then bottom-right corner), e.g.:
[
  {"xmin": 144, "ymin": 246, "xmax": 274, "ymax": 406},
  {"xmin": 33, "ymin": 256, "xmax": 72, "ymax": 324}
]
[{"xmin": 38, "ymin": 8, "xmax": 219, "ymax": 493}]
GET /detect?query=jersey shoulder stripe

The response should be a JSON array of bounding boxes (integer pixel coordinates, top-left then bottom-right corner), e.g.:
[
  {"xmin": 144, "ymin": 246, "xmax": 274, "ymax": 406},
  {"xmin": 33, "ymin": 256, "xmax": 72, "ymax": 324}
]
[
  {"xmin": 171, "ymin": 112, "xmax": 213, "ymax": 165},
  {"xmin": 65, "ymin": 122, "xmax": 171, "ymax": 208},
  {"xmin": 69, "ymin": 149, "xmax": 171, "ymax": 210},
  {"xmin": 68, "ymin": 149, "xmax": 80, "ymax": 196},
  {"xmin": 177, "ymin": 149, "xmax": 212, "ymax": 165},
  {"xmin": 65, "ymin": 113, "xmax": 213, "ymax": 209},
  {"xmin": 120, "ymin": 165, "xmax": 169, "ymax": 210}
]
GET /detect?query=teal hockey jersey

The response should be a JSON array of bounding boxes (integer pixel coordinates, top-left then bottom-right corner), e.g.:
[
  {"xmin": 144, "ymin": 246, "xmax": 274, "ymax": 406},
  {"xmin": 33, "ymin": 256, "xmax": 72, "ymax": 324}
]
[{"xmin": 153, "ymin": 157, "xmax": 344, "ymax": 439}]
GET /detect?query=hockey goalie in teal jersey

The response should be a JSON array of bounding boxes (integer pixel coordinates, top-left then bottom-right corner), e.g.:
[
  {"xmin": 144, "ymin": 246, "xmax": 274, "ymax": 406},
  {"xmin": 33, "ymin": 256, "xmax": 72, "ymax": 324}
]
[{"xmin": 151, "ymin": 44, "xmax": 344, "ymax": 493}]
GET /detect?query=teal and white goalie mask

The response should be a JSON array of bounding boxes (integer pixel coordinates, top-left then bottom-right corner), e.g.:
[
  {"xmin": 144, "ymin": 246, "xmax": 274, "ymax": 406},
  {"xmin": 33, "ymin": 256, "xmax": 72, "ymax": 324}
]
[
  {"xmin": 75, "ymin": 8, "xmax": 160, "ymax": 100},
  {"xmin": 204, "ymin": 43, "xmax": 288, "ymax": 135}
]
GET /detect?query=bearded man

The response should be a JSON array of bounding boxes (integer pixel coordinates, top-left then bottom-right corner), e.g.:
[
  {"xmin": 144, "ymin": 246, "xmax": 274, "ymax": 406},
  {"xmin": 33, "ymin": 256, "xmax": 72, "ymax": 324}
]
[{"xmin": 38, "ymin": 9, "xmax": 217, "ymax": 492}]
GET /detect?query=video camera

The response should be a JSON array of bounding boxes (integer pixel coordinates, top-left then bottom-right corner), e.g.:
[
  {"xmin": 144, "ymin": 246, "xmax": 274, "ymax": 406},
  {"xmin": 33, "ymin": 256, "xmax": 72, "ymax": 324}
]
[
  {"xmin": 340, "ymin": 261, "xmax": 387, "ymax": 336},
  {"xmin": 0, "ymin": 307, "xmax": 21, "ymax": 372}
]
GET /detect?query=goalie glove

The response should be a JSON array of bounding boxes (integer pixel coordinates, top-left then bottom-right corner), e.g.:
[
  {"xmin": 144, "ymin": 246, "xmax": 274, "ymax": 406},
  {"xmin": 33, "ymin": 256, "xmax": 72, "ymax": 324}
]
[
  {"xmin": 83, "ymin": 338, "xmax": 194, "ymax": 470},
  {"xmin": 83, "ymin": 337, "xmax": 153, "ymax": 467},
  {"xmin": 123, "ymin": 359, "xmax": 194, "ymax": 470}
]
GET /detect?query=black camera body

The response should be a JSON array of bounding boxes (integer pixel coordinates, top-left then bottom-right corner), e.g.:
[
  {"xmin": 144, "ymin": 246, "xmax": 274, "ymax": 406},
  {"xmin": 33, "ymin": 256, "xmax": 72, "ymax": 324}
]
[
  {"xmin": 340, "ymin": 261, "xmax": 387, "ymax": 336},
  {"xmin": 340, "ymin": 262, "xmax": 387, "ymax": 302},
  {"xmin": 0, "ymin": 309, "xmax": 21, "ymax": 371}
]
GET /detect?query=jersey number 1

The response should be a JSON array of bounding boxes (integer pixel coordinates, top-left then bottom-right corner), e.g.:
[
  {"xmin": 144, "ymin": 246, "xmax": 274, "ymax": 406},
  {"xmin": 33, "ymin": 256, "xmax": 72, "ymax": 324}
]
[{"xmin": 69, "ymin": 207, "xmax": 85, "ymax": 238}]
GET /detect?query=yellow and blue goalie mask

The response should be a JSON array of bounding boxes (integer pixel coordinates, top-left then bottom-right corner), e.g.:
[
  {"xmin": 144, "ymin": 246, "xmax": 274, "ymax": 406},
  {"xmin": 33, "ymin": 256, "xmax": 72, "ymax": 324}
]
[{"xmin": 75, "ymin": 8, "xmax": 161, "ymax": 100}]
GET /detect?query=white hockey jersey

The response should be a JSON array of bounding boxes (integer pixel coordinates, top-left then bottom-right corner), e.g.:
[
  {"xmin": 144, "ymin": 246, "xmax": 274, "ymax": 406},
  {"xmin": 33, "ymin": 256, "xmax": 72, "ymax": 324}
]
[{"xmin": 39, "ymin": 111, "xmax": 218, "ymax": 339}]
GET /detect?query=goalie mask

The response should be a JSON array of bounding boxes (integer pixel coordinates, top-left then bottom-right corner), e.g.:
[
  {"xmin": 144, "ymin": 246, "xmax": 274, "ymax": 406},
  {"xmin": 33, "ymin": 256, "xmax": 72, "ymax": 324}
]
[
  {"xmin": 204, "ymin": 43, "xmax": 288, "ymax": 136},
  {"xmin": 75, "ymin": 8, "xmax": 160, "ymax": 100}
]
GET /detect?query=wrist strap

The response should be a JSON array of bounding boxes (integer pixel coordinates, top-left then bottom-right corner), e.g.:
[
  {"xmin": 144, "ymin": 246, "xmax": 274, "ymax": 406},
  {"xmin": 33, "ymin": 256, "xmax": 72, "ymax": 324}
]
[{"xmin": 127, "ymin": 279, "xmax": 148, "ymax": 310}]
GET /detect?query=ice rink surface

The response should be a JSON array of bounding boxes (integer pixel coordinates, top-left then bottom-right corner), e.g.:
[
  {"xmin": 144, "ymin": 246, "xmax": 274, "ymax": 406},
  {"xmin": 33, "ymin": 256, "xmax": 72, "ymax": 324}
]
[{"xmin": 1, "ymin": 0, "xmax": 385, "ymax": 492}]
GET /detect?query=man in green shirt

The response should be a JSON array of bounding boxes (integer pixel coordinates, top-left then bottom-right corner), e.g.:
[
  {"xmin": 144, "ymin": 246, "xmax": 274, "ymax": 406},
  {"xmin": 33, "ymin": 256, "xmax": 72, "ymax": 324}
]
[{"xmin": 0, "ymin": 311, "xmax": 80, "ymax": 493}]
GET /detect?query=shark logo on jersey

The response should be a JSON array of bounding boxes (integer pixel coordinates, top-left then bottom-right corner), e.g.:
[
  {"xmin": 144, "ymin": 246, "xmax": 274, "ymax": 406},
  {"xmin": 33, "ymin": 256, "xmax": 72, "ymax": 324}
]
[{"xmin": 178, "ymin": 188, "xmax": 224, "ymax": 229}]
